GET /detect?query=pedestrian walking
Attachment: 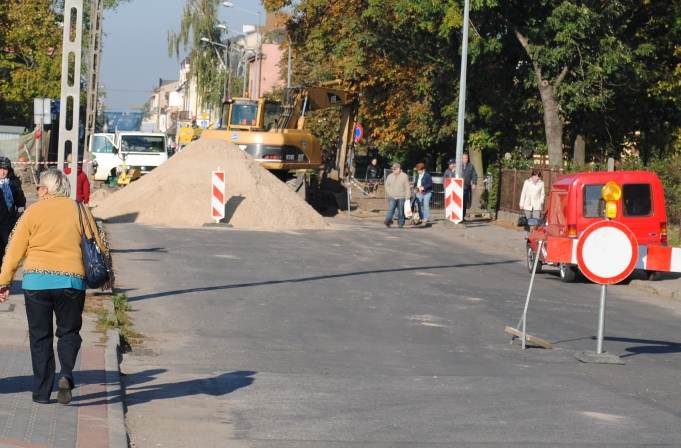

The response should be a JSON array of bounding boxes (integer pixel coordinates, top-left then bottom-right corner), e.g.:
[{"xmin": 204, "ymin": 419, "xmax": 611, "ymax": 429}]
[
  {"xmin": 364, "ymin": 157, "xmax": 381, "ymax": 196},
  {"xmin": 443, "ymin": 158, "xmax": 457, "ymax": 178},
  {"xmin": 413, "ymin": 162, "xmax": 433, "ymax": 225},
  {"xmin": 461, "ymin": 153, "xmax": 478, "ymax": 220},
  {"xmin": 519, "ymin": 169, "xmax": 545, "ymax": 219},
  {"xmin": 384, "ymin": 163, "xmax": 410, "ymax": 228},
  {"xmin": 0, "ymin": 157, "xmax": 26, "ymax": 267},
  {"xmin": 64, "ymin": 153, "xmax": 91, "ymax": 205},
  {"xmin": 0, "ymin": 169, "xmax": 106, "ymax": 405}
]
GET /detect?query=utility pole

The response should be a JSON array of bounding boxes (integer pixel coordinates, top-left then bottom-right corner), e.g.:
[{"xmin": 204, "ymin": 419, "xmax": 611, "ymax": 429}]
[
  {"xmin": 287, "ymin": 37, "xmax": 292, "ymax": 88},
  {"xmin": 257, "ymin": 11, "xmax": 262, "ymax": 98},
  {"xmin": 454, "ymin": 0, "xmax": 471, "ymax": 178},
  {"xmin": 58, "ymin": 0, "xmax": 83, "ymax": 199},
  {"xmin": 84, "ymin": 0, "xmax": 104, "ymax": 158}
]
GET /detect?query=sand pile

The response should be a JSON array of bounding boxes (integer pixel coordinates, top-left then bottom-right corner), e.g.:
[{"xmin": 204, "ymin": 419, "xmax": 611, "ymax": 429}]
[{"xmin": 93, "ymin": 138, "xmax": 327, "ymax": 230}]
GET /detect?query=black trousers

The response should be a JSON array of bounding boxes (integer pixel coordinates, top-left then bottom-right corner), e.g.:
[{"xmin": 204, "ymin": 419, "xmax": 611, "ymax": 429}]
[
  {"xmin": 463, "ymin": 187, "xmax": 473, "ymax": 218},
  {"xmin": 24, "ymin": 288, "xmax": 85, "ymax": 399}
]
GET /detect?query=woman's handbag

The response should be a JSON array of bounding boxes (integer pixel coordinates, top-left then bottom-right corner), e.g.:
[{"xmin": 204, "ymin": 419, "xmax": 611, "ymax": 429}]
[
  {"xmin": 517, "ymin": 215, "xmax": 528, "ymax": 227},
  {"xmin": 77, "ymin": 202, "xmax": 110, "ymax": 288}
]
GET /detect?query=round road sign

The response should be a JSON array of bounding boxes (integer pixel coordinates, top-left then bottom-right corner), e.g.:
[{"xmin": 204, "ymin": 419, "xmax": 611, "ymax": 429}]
[
  {"xmin": 354, "ymin": 124, "xmax": 364, "ymax": 143},
  {"xmin": 576, "ymin": 220, "xmax": 638, "ymax": 285}
]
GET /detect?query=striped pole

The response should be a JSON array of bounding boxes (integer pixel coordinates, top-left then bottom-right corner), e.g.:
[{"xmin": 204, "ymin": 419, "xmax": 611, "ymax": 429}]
[
  {"xmin": 212, "ymin": 169, "xmax": 225, "ymax": 223},
  {"xmin": 444, "ymin": 178, "xmax": 464, "ymax": 224}
]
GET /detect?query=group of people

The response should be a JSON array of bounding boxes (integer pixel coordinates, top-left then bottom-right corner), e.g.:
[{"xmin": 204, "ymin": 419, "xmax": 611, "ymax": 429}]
[
  {"xmin": 0, "ymin": 157, "xmax": 103, "ymax": 406},
  {"xmin": 383, "ymin": 153, "xmax": 478, "ymax": 228}
]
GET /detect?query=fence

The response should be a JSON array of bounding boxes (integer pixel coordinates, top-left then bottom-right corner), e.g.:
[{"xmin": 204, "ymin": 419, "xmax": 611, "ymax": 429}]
[
  {"xmin": 352, "ymin": 170, "xmax": 446, "ymax": 210},
  {"xmin": 498, "ymin": 168, "xmax": 562, "ymax": 214}
]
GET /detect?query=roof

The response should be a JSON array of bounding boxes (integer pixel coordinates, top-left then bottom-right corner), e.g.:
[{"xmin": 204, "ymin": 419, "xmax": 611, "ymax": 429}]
[{"xmin": 552, "ymin": 170, "xmax": 662, "ymax": 188}]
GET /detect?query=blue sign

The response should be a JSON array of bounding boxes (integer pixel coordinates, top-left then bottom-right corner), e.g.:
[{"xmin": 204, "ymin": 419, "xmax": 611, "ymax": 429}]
[{"xmin": 354, "ymin": 124, "xmax": 364, "ymax": 142}]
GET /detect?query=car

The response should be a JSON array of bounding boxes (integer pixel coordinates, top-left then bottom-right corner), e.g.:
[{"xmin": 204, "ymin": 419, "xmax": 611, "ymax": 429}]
[{"xmin": 527, "ymin": 170, "xmax": 668, "ymax": 283}]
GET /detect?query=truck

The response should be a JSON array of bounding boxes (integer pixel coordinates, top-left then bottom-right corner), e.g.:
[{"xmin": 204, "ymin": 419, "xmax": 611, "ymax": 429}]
[{"xmin": 89, "ymin": 132, "xmax": 170, "ymax": 182}]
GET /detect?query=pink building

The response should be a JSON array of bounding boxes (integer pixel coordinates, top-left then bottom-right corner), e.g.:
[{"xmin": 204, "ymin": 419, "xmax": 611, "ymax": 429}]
[{"xmin": 248, "ymin": 43, "xmax": 284, "ymax": 97}]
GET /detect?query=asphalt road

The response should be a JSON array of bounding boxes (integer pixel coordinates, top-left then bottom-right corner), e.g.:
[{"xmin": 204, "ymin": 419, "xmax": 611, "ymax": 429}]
[{"xmin": 108, "ymin": 220, "xmax": 681, "ymax": 447}]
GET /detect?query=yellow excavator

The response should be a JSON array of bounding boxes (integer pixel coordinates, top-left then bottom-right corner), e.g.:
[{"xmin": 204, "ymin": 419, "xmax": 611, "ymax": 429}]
[{"xmin": 202, "ymin": 81, "xmax": 359, "ymax": 181}]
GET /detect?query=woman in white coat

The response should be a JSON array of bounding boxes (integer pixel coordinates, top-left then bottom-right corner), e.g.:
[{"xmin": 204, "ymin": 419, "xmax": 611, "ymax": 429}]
[{"xmin": 519, "ymin": 169, "xmax": 545, "ymax": 219}]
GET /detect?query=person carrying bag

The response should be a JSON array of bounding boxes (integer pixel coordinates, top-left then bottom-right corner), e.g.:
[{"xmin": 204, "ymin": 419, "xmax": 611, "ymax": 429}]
[{"xmin": 0, "ymin": 169, "xmax": 107, "ymax": 405}]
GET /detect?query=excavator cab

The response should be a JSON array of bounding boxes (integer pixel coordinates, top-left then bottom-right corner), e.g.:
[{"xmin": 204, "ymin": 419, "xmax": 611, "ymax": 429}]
[{"xmin": 225, "ymin": 98, "xmax": 283, "ymax": 131}]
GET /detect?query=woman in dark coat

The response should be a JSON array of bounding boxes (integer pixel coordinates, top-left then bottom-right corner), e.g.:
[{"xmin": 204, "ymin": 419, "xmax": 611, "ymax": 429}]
[{"xmin": 0, "ymin": 157, "xmax": 26, "ymax": 264}]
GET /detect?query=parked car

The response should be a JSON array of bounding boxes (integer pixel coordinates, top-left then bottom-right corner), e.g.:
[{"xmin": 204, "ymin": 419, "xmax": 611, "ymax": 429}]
[{"xmin": 526, "ymin": 170, "xmax": 668, "ymax": 282}]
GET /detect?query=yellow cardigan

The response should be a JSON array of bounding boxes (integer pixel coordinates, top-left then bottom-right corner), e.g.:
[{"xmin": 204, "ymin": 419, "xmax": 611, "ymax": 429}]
[{"xmin": 0, "ymin": 196, "xmax": 106, "ymax": 286}]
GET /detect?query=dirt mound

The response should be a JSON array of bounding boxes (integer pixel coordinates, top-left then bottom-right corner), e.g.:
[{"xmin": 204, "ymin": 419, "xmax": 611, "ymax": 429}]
[{"xmin": 92, "ymin": 138, "xmax": 327, "ymax": 230}]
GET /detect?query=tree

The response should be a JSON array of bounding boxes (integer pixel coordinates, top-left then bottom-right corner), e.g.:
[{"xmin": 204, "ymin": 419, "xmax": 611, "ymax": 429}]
[
  {"xmin": 168, "ymin": 0, "xmax": 227, "ymax": 112},
  {"xmin": 0, "ymin": 0, "xmax": 63, "ymax": 126}
]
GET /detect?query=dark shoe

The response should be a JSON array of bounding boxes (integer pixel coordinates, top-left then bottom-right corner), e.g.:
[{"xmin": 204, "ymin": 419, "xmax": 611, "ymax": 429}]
[
  {"xmin": 32, "ymin": 395, "xmax": 50, "ymax": 404},
  {"xmin": 384, "ymin": 220, "xmax": 392, "ymax": 228},
  {"xmin": 57, "ymin": 377, "xmax": 72, "ymax": 405}
]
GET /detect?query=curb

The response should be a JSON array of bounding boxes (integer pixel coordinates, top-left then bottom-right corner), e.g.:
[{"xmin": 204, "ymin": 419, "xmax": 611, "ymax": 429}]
[{"xmin": 105, "ymin": 328, "xmax": 129, "ymax": 448}]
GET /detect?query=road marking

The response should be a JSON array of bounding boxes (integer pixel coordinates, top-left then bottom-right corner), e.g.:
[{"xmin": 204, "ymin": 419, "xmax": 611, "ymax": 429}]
[{"xmin": 581, "ymin": 411, "xmax": 628, "ymax": 423}]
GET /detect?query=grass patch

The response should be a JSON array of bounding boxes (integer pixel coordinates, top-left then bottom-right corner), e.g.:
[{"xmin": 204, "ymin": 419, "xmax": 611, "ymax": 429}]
[{"xmin": 91, "ymin": 293, "xmax": 143, "ymax": 352}]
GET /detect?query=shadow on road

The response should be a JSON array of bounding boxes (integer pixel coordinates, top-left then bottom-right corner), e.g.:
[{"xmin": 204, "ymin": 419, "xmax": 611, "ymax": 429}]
[
  {"xmin": 110, "ymin": 247, "xmax": 167, "ymax": 254},
  {"xmin": 601, "ymin": 336, "xmax": 681, "ymax": 358},
  {"xmin": 126, "ymin": 259, "xmax": 518, "ymax": 302},
  {"xmin": 0, "ymin": 369, "xmax": 256, "ymax": 407}
]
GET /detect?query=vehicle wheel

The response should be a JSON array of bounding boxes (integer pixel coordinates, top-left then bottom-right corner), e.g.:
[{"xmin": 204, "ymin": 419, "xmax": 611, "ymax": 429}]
[
  {"xmin": 559, "ymin": 263, "xmax": 577, "ymax": 283},
  {"xmin": 645, "ymin": 270, "xmax": 662, "ymax": 281},
  {"xmin": 526, "ymin": 246, "xmax": 543, "ymax": 274}
]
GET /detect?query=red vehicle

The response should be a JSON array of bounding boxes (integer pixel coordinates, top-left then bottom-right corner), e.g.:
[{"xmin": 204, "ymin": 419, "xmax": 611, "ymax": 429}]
[{"xmin": 527, "ymin": 170, "xmax": 668, "ymax": 282}]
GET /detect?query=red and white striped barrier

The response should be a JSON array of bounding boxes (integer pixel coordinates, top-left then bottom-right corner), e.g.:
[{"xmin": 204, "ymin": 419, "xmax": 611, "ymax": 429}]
[
  {"xmin": 11, "ymin": 160, "xmax": 95, "ymax": 165},
  {"xmin": 444, "ymin": 177, "xmax": 464, "ymax": 224},
  {"xmin": 545, "ymin": 238, "xmax": 681, "ymax": 273},
  {"xmin": 211, "ymin": 170, "xmax": 225, "ymax": 223}
]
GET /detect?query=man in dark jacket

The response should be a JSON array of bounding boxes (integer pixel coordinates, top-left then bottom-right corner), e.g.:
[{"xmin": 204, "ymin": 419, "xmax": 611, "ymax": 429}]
[
  {"xmin": 414, "ymin": 162, "xmax": 433, "ymax": 224},
  {"xmin": 0, "ymin": 157, "xmax": 26, "ymax": 265},
  {"xmin": 461, "ymin": 152, "xmax": 477, "ymax": 219}
]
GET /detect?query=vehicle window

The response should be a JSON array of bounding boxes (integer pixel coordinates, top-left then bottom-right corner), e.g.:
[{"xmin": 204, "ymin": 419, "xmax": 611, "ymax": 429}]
[
  {"xmin": 623, "ymin": 184, "xmax": 652, "ymax": 216},
  {"xmin": 549, "ymin": 192, "xmax": 567, "ymax": 225},
  {"xmin": 263, "ymin": 102, "xmax": 283, "ymax": 130},
  {"xmin": 91, "ymin": 135, "xmax": 114, "ymax": 153},
  {"xmin": 120, "ymin": 136, "xmax": 165, "ymax": 153},
  {"xmin": 230, "ymin": 102, "xmax": 258, "ymax": 126},
  {"xmin": 583, "ymin": 184, "xmax": 605, "ymax": 218}
]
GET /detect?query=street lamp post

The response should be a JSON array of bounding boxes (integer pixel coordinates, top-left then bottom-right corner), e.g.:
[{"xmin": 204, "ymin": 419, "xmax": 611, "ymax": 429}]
[
  {"xmin": 201, "ymin": 36, "xmax": 231, "ymax": 124},
  {"xmin": 222, "ymin": 1, "xmax": 262, "ymax": 98},
  {"xmin": 454, "ymin": 0, "xmax": 471, "ymax": 178}
]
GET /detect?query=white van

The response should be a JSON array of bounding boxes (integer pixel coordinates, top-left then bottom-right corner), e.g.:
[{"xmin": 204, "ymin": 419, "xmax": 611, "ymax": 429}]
[{"xmin": 89, "ymin": 132, "xmax": 169, "ymax": 181}]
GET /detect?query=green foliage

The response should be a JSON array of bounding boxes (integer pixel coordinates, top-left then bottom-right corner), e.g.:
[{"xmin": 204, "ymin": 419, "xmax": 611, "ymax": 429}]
[
  {"xmin": 0, "ymin": 0, "xmax": 62, "ymax": 126},
  {"xmin": 169, "ymin": 0, "xmax": 227, "ymax": 111}
]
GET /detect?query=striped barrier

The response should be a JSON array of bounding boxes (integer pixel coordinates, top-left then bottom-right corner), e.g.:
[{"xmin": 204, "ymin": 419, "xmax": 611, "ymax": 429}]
[
  {"xmin": 211, "ymin": 170, "xmax": 225, "ymax": 223},
  {"xmin": 545, "ymin": 238, "xmax": 681, "ymax": 273},
  {"xmin": 444, "ymin": 177, "xmax": 463, "ymax": 224}
]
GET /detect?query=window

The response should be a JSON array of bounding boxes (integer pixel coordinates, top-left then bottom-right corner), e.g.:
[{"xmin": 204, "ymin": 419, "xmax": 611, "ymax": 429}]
[
  {"xmin": 583, "ymin": 184, "xmax": 605, "ymax": 218},
  {"xmin": 623, "ymin": 184, "xmax": 652, "ymax": 216},
  {"xmin": 120, "ymin": 136, "xmax": 165, "ymax": 153},
  {"xmin": 91, "ymin": 135, "xmax": 114, "ymax": 153},
  {"xmin": 230, "ymin": 101, "xmax": 258, "ymax": 126},
  {"xmin": 263, "ymin": 102, "xmax": 283, "ymax": 130},
  {"xmin": 549, "ymin": 192, "xmax": 567, "ymax": 225}
]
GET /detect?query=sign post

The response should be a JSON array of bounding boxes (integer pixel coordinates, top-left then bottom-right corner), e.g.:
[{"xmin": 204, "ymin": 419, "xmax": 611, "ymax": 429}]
[{"xmin": 574, "ymin": 218, "xmax": 636, "ymax": 364}]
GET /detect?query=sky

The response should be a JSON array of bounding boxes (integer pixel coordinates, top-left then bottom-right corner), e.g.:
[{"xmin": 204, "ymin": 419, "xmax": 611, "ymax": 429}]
[{"xmin": 100, "ymin": 0, "xmax": 266, "ymax": 111}]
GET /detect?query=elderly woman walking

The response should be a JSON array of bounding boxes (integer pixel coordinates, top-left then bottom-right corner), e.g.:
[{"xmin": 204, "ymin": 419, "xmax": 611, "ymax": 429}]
[{"xmin": 0, "ymin": 169, "xmax": 105, "ymax": 404}]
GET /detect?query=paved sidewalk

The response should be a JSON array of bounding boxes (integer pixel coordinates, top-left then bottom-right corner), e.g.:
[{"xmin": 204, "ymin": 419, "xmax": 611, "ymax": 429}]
[{"xmin": 0, "ymin": 287, "xmax": 125, "ymax": 448}]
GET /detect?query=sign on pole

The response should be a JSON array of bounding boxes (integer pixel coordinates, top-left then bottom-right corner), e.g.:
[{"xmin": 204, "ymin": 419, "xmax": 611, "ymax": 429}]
[
  {"xmin": 576, "ymin": 220, "xmax": 638, "ymax": 285},
  {"xmin": 444, "ymin": 178, "xmax": 464, "ymax": 224},
  {"xmin": 353, "ymin": 124, "xmax": 363, "ymax": 143}
]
